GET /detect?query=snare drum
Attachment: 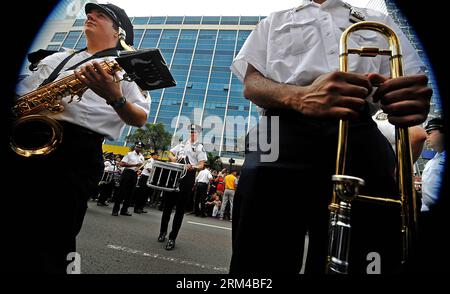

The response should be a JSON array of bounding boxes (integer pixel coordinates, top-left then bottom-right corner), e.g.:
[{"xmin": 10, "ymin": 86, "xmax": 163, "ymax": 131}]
[
  {"xmin": 99, "ymin": 171, "xmax": 114, "ymax": 185},
  {"xmin": 146, "ymin": 161, "xmax": 185, "ymax": 192}
]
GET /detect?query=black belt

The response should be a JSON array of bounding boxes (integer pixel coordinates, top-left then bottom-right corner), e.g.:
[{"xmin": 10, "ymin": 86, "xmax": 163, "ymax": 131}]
[
  {"xmin": 264, "ymin": 101, "xmax": 374, "ymax": 126},
  {"xmin": 59, "ymin": 121, "xmax": 105, "ymax": 141}
]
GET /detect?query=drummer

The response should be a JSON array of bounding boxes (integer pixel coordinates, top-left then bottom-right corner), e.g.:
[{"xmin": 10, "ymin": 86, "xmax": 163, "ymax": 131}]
[
  {"xmin": 97, "ymin": 153, "xmax": 117, "ymax": 206},
  {"xmin": 157, "ymin": 124, "xmax": 207, "ymax": 250},
  {"xmin": 133, "ymin": 151, "xmax": 159, "ymax": 213}
]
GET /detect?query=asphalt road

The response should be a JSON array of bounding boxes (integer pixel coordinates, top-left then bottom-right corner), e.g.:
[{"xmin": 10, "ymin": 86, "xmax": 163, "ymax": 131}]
[{"xmin": 77, "ymin": 201, "xmax": 233, "ymax": 274}]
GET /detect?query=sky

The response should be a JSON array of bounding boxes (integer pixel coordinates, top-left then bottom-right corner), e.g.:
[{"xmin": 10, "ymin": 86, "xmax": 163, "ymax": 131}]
[{"xmin": 107, "ymin": 0, "xmax": 372, "ymax": 17}]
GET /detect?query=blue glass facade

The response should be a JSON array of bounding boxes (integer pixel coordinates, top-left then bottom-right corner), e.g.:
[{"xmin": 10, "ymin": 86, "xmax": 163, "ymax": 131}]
[
  {"xmin": 47, "ymin": 16, "xmax": 261, "ymax": 158},
  {"xmin": 43, "ymin": 8, "xmax": 439, "ymax": 160}
]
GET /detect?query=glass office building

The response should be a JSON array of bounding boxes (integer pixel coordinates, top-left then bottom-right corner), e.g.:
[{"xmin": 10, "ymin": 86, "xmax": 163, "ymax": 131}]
[
  {"xmin": 28, "ymin": 0, "xmax": 441, "ymax": 162},
  {"xmin": 42, "ymin": 15, "xmax": 262, "ymax": 159}
]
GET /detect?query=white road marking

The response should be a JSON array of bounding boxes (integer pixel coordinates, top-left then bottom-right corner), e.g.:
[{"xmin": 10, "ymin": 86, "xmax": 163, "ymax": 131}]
[
  {"xmin": 187, "ymin": 221, "xmax": 232, "ymax": 231},
  {"xmin": 107, "ymin": 244, "xmax": 228, "ymax": 272}
]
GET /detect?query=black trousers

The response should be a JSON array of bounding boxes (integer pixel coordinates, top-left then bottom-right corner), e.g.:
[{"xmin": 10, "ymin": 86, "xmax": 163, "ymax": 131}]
[
  {"xmin": 194, "ymin": 182, "xmax": 209, "ymax": 216},
  {"xmin": 134, "ymin": 174, "xmax": 152, "ymax": 210},
  {"xmin": 98, "ymin": 181, "xmax": 114, "ymax": 204},
  {"xmin": 113, "ymin": 169, "xmax": 137, "ymax": 213},
  {"xmin": 7, "ymin": 121, "xmax": 104, "ymax": 273},
  {"xmin": 160, "ymin": 170, "xmax": 196, "ymax": 240},
  {"xmin": 230, "ymin": 110, "xmax": 401, "ymax": 274}
]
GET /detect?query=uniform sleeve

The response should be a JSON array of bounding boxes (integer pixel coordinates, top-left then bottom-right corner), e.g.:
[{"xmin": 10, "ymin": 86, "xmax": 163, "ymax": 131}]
[
  {"xmin": 121, "ymin": 153, "xmax": 130, "ymax": 164},
  {"xmin": 104, "ymin": 161, "xmax": 111, "ymax": 171},
  {"xmin": 379, "ymin": 14, "xmax": 426, "ymax": 76},
  {"xmin": 230, "ymin": 17, "xmax": 271, "ymax": 82},
  {"xmin": 121, "ymin": 82, "xmax": 150, "ymax": 120},
  {"xmin": 16, "ymin": 51, "xmax": 73, "ymax": 95},
  {"xmin": 197, "ymin": 144, "xmax": 208, "ymax": 162}
]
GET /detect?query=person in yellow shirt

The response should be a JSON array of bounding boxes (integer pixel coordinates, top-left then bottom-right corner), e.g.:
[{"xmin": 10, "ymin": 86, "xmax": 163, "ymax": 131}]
[{"xmin": 220, "ymin": 171, "xmax": 238, "ymax": 220}]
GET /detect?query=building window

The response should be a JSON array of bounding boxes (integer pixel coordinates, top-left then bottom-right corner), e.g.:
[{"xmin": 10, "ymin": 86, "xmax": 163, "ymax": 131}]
[
  {"xmin": 220, "ymin": 16, "xmax": 239, "ymax": 25},
  {"xmin": 61, "ymin": 31, "xmax": 82, "ymax": 49},
  {"xmin": 149, "ymin": 16, "xmax": 166, "ymax": 24},
  {"xmin": 51, "ymin": 32, "xmax": 67, "ymax": 42},
  {"xmin": 183, "ymin": 16, "xmax": 202, "ymax": 24},
  {"xmin": 166, "ymin": 16, "xmax": 184, "ymax": 24},
  {"xmin": 72, "ymin": 19, "xmax": 85, "ymax": 27},
  {"xmin": 46, "ymin": 44, "xmax": 60, "ymax": 51},
  {"xmin": 133, "ymin": 17, "xmax": 149, "ymax": 25},
  {"xmin": 201, "ymin": 16, "xmax": 220, "ymax": 24},
  {"xmin": 75, "ymin": 33, "xmax": 86, "ymax": 49},
  {"xmin": 240, "ymin": 16, "xmax": 259, "ymax": 25}
]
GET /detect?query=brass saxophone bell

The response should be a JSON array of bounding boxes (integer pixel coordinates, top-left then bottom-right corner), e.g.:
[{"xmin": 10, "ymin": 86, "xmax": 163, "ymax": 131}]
[{"xmin": 11, "ymin": 114, "xmax": 63, "ymax": 157}]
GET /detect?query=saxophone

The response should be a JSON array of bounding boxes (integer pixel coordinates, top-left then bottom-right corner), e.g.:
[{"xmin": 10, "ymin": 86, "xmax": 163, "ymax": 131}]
[{"xmin": 11, "ymin": 35, "xmax": 133, "ymax": 157}]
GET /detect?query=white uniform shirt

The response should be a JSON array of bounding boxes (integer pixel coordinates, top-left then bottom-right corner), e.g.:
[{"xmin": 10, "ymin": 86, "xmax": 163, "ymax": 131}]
[
  {"xmin": 421, "ymin": 151, "xmax": 446, "ymax": 212},
  {"xmin": 16, "ymin": 50, "xmax": 150, "ymax": 140},
  {"xmin": 196, "ymin": 168, "xmax": 213, "ymax": 184},
  {"xmin": 231, "ymin": 0, "xmax": 425, "ymax": 114},
  {"xmin": 373, "ymin": 110, "xmax": 395, "ymax": 149},
  {"xmin": 170, "ymin": 140, "xmax": 207, "ymax": 166},
  {"xmin": 104, "ymin": 160, "xmax": 118, "ymax": 173},
  {"xmin": 121, "ymin": 150, "xmax": 145, "ymax": 172},
  {"xmin": 141, "ymin": 158, "xmax": 155, "ymax": 177}
]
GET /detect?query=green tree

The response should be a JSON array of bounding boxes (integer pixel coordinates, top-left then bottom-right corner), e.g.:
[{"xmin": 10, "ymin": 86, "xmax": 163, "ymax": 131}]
[
  {"xmin": 206, "ymin": 152, "xmax": 222, "ymax": 171},
  {"xmin": 126, "ymin": 123, "xmax": 172, "ymax": 154}
]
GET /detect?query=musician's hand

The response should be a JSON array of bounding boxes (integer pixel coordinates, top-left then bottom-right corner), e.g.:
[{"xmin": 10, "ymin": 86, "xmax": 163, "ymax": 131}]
[
  {"xmin": 368, "ymin": 73, "xmax": 432, "ymax": 127},
  {"xmin": 74, "ymin": 61, "xmax": 122, "ymax": 102},
  {"xmin": 294, "ymin": 72, "xmax": 371, "ymax": 120}
]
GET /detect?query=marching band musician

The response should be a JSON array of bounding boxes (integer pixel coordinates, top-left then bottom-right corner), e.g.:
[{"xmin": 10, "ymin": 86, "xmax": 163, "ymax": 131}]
[
  {"xmin": 112, "ymin": 142, "xmax": 145, "ymax": 216},
  {"xmin": 97, "ymin": 152, "xmax": 117, "ymax": 206},
  {"xmin": 133, "ymin": 151, "xmax": 159, "ymax": 214},
  {"xmin": 9, "ymin": 3, "xmax": 148, "ymax": 273},
  {"xmin": 373, "ymin": 109, "xmax": 427, "ymax": 163},
  {"xmin": 229, "ymin": 0, "xmax": 432, "ymax": 274},
  {"xmin": 421, "ymin": 118, "xmax": 445, "ymax": 214},
  {"xmin": 157, "ymin": 124, "xmax": 207, "ymax": 250}
]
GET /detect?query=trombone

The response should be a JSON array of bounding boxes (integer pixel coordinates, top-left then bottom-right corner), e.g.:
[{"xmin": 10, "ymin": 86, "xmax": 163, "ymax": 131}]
[{"xmin": 326, "ymin": 21, "xmax": 418, "ymax": 274}]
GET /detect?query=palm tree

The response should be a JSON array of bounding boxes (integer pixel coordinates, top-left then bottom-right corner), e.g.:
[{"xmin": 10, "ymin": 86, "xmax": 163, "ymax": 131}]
[
  {"xmin": 206, "ymin": 152, "xmax": 222, "ymax": 171},
  {"xmin": 126, "ymin": 123, "xmax": 172, "ymax": 155}
]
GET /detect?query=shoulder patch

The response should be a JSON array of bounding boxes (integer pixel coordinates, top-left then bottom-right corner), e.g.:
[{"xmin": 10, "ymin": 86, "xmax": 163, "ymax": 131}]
[{"xmin": 375, "ymin": 112, "xmax": 388, "ymax": 121}]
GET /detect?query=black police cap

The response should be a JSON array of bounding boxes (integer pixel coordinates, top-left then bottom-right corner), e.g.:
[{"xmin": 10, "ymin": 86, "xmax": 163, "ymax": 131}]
[
  {"xmin": 190, "ymin": 124, "xmax": 202, "ymax": 133},
  {"xmin": 425, "ymin": 118, "xmax": 444, "ymax": 132}
]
